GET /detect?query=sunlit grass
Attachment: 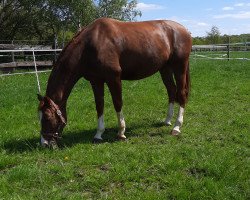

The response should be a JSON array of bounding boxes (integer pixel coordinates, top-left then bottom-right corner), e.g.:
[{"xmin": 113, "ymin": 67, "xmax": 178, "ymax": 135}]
[{"xmin": 0, "ymin": 59, "xmax": 249, "ymax": 199}]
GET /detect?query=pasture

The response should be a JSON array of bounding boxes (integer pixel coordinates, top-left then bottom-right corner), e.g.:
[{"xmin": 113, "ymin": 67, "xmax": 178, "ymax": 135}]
[{"xmin": 0, "ymin": 59, "xmax": 249, "ymax": 199}]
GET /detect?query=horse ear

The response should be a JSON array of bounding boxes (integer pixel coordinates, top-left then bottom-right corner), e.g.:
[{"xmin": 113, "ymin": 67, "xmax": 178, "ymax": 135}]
[{"xmin": 37, "ymin": 94, "xmax": 44, "ymax": 101}]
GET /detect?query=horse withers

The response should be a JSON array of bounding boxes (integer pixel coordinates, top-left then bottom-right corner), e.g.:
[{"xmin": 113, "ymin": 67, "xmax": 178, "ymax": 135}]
[{"xmin": 37, "ymin": 18, "xmax": 192, "ymax": 148}]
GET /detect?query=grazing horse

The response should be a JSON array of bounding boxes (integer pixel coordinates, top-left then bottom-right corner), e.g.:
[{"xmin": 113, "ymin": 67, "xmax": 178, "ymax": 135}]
[{"xmin": 37, "ymin": 18, "xmax": 192, "ymax": 147}]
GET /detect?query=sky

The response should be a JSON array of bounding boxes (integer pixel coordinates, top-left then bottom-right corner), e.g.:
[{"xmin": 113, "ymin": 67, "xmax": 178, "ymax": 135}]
[{"xmin": 136, "ymin": 0, "xmax": 250, "ymax": 37}]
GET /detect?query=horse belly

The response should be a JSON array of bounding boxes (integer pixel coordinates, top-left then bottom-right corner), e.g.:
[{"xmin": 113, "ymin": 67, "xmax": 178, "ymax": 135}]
[{"xmin": 120, "ymin": 53, "xmax": 165, "ymax": 80}]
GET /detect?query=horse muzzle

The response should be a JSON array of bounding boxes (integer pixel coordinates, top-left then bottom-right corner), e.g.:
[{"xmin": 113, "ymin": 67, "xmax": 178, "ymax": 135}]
[{"xmin": 40, "ymin": 133, "xmax": 60, "ymax": 149}]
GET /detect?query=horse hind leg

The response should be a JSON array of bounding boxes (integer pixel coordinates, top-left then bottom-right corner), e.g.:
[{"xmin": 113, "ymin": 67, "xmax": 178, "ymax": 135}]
[
  {"xmin": 116, "ymin": 111, "xmax": 126, "ymax": 140},
  {"xmin": 160, "ymin": 67, "xmax": 176, "ymax": 126}
]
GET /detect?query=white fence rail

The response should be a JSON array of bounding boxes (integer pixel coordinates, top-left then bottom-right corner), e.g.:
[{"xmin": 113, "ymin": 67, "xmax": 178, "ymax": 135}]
[
  {"xmin": 0, "ymin": 49, "xmax": 62, "ymax": 77},
  {"xmin": 191, "ymin": 42, "xmax": 250, "ymax": 61},
  {"xmin": 0, "ymin": 49, "xmax": 62, "ymax": 53},
  {"xmin": 0, "ymin": 43, "xmax": 249, "ymax": 78},
  {"xmin": 0, "ymin": 49, "xmax": 63, "ymax": 94}
]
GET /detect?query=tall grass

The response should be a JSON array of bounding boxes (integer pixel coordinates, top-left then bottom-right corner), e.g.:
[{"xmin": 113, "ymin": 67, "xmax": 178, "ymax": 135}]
[{"xmin": 0, "ymin": 59, "xmax": 249, "ymax": 199}]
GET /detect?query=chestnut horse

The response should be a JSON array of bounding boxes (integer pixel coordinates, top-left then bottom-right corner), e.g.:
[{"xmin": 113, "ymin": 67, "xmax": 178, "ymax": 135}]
[{"xmin": 37, "ymin": 18, "xmax": 192, "ymax": 147}]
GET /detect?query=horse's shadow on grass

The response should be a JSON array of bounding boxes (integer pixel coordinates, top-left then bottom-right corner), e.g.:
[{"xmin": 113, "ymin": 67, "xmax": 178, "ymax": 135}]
[
  {"xmin": 2, "ymin": 129, "xmax": 104, "ymax": 153},
  {"xmin": 3, "ymin": 121, "xmax": 169, "ymax": 153},
  {"xmin": 3, "ymin": 127, "xmax": 134, "ymax": 153}
]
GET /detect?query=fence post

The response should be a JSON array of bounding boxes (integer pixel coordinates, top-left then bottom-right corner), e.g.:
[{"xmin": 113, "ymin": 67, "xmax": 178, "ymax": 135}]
[
  {"xmin": 11, "ymin": 40, "xmax": 15, "ymax": 63},
  {"xmin": 245, "ymin": 40, "xmax": 247, "ymax": 60},
  {"xmin": 227, "ymin": 36, "xmax": 230, "ymax": 61},
  {"xmin": 54, "ymin": 34, "xmax": 58, "ymax": 64}
]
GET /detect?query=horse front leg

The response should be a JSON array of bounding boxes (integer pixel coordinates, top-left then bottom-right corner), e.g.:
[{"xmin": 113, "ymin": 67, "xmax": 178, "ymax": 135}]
[
  {"xmin": 171, "ymin": 60, "xmax": 190, "ymax": 136},
  {"xmin": 107, "ymin": 76, "xmax": 126, "ymax": 140},
  {"xmin": 160, "ymin": 67, "xmax": 176, "ymax": 126},
  {"xmin": 91, "ymin": 80, "xmax": 105, "ymax": 143}
]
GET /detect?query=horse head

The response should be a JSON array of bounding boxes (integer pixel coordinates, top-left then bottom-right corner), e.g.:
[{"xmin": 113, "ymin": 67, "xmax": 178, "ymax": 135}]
[{"xmin": 37, "ymin": 94, "xmax": 66, "ymax": 148}]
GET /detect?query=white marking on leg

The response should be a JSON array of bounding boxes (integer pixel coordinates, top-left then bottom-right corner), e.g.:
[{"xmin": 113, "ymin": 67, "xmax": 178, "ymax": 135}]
[
  {"xmin": 94, "ymin": 115, "xmax": 105, "ymax": 140},
  {"xmin": 165, "ymin": 102, "xmax": 174, "ymax": 126},
  {"xmin": 173, "ymin": 106, "xmax": 184, "ymax": 133},
  {"xmin": 117, "ymin": 111, "xmax": 126, "ymax": 139}
]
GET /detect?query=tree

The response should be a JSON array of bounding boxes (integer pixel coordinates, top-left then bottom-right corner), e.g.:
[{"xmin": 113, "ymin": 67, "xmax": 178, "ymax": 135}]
[
  {"xmin": 206, "ymin": 26, "xmax": 221, "ymax": 44},
  {"xmin": 0, "ymin": 0, "xmax": 141, "ymax": 43},
  {"xmin": 0, "ymin": 0, "xmax": 31, "ymax": 41},
  {"xmin": 192, "ymin": 36, "xmax": 206, "ymax": 45},
  {"xmin": 96, "ymin": 0, "xmax": 141, "ymax": 21}
]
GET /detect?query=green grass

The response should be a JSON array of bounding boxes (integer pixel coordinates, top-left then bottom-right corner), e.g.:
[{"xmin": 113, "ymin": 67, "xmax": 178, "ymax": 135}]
[{"xmin": 0, "ymin": 59, "xmax": 249, "ymax": 199}]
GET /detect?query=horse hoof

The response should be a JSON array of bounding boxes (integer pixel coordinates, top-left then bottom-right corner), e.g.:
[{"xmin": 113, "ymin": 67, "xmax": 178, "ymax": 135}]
[
  {"xmin": 93, "ymin": 138, "xmax": 103, "ymax": 144},
  {"xmin": 171, "ymin": 130, "xmax": 181, "ymax": 136},
  {"xmin": 165, "ymin": 121, "xmax": 172, "ymax": 126},
  {"xmin": 117, "ymin": 135, "xmax": 127, "ymax": 141}
]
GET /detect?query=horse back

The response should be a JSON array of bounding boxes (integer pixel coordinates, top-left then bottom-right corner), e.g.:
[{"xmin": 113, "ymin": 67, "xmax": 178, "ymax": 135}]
[{"xmin": 82, "ymin": 18, "xmax": 192, "ymax": 80}]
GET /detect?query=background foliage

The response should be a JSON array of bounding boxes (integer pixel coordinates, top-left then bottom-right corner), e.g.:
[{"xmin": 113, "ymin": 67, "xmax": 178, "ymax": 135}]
[
  {"xmin": 193, "ymin": 26, "xmax": 250, "ymax": 45},
  {"xmin": 1, "ymin": 1, "xmax": 249, "ymax": 45},
  {"xmin": 0, "ymin": 0, "xmax": 141, "ymax": 42}
]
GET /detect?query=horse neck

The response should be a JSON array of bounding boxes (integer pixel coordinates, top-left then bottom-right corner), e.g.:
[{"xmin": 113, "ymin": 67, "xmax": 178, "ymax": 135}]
[
  {"xmin": 46, "ymin": 31, "xmax": 85, "ymax": 110},
  {"xmin": 45, "ymin": 64, "xmax": 80, "ymax": 111}
]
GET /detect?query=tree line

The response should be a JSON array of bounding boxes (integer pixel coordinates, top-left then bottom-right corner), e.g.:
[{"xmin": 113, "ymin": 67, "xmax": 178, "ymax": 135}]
[
  {"xmin": 1, "ymin": 1, "xmax": 249, "ymax": 45},
  {"xmin": 193, "ymin": 26, "xmax": 250, "ymax": 45},
  {"xmin": 0, "ymin": 0, "xmax": 141, "ymax": 43}
]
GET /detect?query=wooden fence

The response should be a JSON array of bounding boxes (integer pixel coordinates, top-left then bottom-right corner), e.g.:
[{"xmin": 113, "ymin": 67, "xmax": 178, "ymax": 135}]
[
  {"xmin": 191, "ymin": 42, "xmax": 250, "ymax": 61},
  {"xmin": 0, "ymin": 41, "xmax": 249, "ymax": 75},
  {"xmin": 0, "ymin": 49, "xmax": 62, "ymax": 75}
]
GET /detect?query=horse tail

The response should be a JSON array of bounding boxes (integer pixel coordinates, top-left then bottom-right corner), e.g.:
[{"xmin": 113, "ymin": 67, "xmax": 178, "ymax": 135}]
[{"xmin": 185, "ymin": 61, "xmax": 191, "ymax": 101}]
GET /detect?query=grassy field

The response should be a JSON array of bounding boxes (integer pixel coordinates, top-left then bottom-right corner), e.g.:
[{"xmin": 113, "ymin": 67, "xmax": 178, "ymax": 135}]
[{"xmin": 0, "ymin": 59, "xmax": 249, "ymax": 199}]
